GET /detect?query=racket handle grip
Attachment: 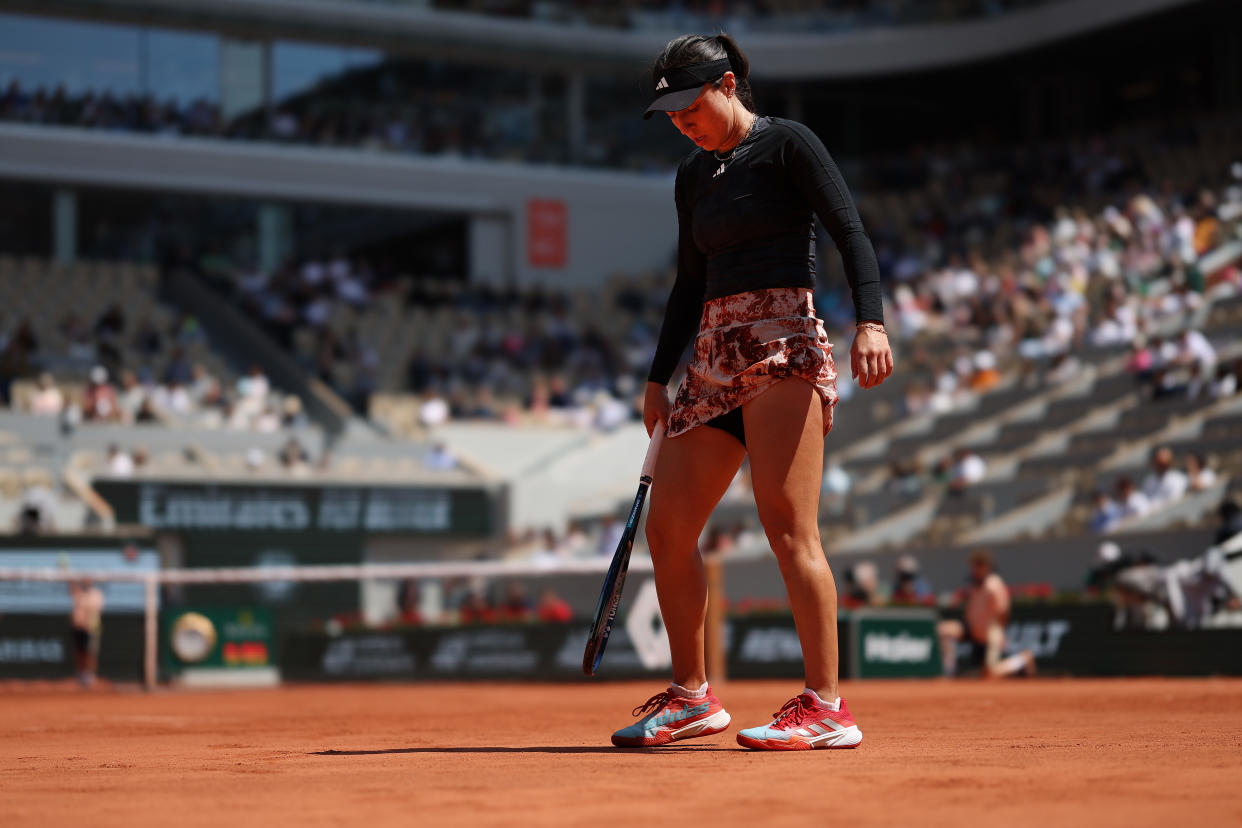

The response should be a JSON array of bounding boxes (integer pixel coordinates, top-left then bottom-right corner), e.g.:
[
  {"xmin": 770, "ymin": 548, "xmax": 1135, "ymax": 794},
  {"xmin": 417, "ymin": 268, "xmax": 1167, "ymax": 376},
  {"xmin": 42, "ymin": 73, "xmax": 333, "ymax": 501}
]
[{"xmin": 640, "ymin": 421, "xmax": 665, "ymax": 482}]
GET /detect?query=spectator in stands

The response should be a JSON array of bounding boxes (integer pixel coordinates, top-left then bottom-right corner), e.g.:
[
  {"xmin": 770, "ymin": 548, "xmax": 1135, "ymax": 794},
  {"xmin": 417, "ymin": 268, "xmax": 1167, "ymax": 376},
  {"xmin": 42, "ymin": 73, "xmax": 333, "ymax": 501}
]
[
  {"xmin": 418, "ymin": 391, "xmax": 450, "ymax": 428},
  {"xmin": 560, "ymin": 520, "xmax": 590, "ymax": 558},
  {"xmin": 14, "ymin": 485, "xmax": 55, "ymax": 534},
  {"xmin": 1044, "ymin": 351, "xmax": 1081, "ymax": 386},
  {"xmin": 278, "ymin": 437, "xmax": 310, "ymax": 476},
  {"xmin": 425, "ymin": 442, "xmax": 457, "ymax": 471},
  {"xmin": 151, "ymin": 380, "xmax": 192, "ymax": 418},
  {"xmin": 1192, "ymin": 190, "xmax": 1220, "ymax": 256},
  {"xmin": 1206, "ymin": 362, "xmax": 1237, "ymax": 399},
  {"xmin": 132, "ymin": 315, "xmax": 162, "ymax": 359},
  {"xmin": 536, "ymin": 587, "xmax": 573, "ymax": 623},
  {"xmin": 902, "ymin": 379, "xmax": 933, "ymax": 417},
  {"xmin": 891, "ymin": 555, "xmax": 932, "ymax": 604},
  {"xmin": 949, "ymin": 447, "xmax": 987, "ymax": 492},
  {"xmin": 887, "ymin": 458, "xmax": 923, "ymax": 496},
  {"xmin": 134, "ymin": 396, "xmax": 161, "ymax": 424},
  {"xmin": 593, "ymin": 389, "xmax": 630, "ymax": 431},
  {"xmin": 172, "ymin": 312, "xmax": 205, "ymax": 346},
  {"xmin": 1174, "ymin": 328, "xmax": 1216, "ymax": 375},
  {"xmin": 499, "ymin": 582, "xmax": 532, "ymax": 621},
  {"xmin": 115, "ymin": 369, "xmax": 147, "ymax": 423},
  {"xmin": 237, "ymin": 365, "xmax": 270, "ymax": 410},
  {"xmin": 253, "ymin": 404, "xmax": 281, "ymax": 433},
  {"xmin": 595, "ymin": 514, "xmax": 625, "ymax": 557},
  {"xmin": 281, "ymin": 396, "xmax": 308, "ymax": 429},
  {"xmin": 93, "ymin": 302, "xmax": 126, "ymax": 377},
  {"xmin": 701, "ymin": 525, "xmax": 735, "ymax": 558},
  {"xmin": 1088, "ymin": 490, "xmax": 1123, "ymax": 533},
  {"xmin": 0, "ymin": 317, "xmax": 37, "ymax": 406},
  {"xmin": 245, "ymin": 446, "xmax": 266, "ymax": 472},
  {"xmin": 843, "ymin": 561, "xmax": 883, "ymax": 608},
  {"xmin": 458, "ymin": 590, "xmax": 497, "ymax": 624},
  {"xmin": 28, "ymin": 372, "xmax": 64, "ymax": 416},
  {"xmin": 1183, "ymin": 452, "xmax": 1217, "ymax": 492},
  {"xmin": 188, "ymin": 363, "xmax": 219, "ymax": 407},
  {"xmin": 82, "ymin": 366, "xmax": 121, "ymax": 422},
  {"xmin": 1141, "ymin": 447, "xmax": 1189, "ymax": 508},
  {"xmin": 105, "ymin": 444, "xmax": 134, "ymax": 477},
  {"xmin": 1090, "ymin": 292, "xmax": 1137, "ymax": 347},
  {"xmin": 821, "ymin": 458, "xmax": 851, "ymax": 496},
  {"xmin": 967, "ymin": 351, "xmax": 1001, "ymax": 392},
  {"xmin": 396, "ymin": 578, "xmax": 422, "ymax": 625},
  {"xmin": 531, "ymin": 527, "xmax": 572, "ymax": 567},
  {"xmin": 1125, "ymin": 336, "xmax": 1154, "ymax": 380},
  {"xmin": 1114, "ymin": 476, "xmax": 1149, "ymax": 522},
  {"xmin": 59, "ymin": 312, "xmax": 94, "ymax": 365}
]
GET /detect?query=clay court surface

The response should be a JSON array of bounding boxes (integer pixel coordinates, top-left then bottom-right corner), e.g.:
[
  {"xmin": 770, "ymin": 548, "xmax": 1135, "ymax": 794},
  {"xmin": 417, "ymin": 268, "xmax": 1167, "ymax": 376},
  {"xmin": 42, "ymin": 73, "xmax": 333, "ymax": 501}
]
[{"xmin": 2, "ymin": 678, "xmax": 1240, "ymax": 827}]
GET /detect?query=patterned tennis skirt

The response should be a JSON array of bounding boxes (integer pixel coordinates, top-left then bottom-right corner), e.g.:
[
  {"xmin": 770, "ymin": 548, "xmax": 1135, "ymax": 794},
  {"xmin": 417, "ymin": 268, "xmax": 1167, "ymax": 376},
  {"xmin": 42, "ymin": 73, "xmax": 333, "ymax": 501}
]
[{"xmin": 666, "ymin": 287, "xmax": 838, "ymax": 440}]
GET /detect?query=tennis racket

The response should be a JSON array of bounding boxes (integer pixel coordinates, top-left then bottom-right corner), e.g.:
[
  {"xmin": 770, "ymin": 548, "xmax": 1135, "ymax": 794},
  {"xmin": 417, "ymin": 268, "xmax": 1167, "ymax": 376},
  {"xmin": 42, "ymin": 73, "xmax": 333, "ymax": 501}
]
[{"xmin": 583, "ymin": 421, "xmax": 665, "ymax": 676}]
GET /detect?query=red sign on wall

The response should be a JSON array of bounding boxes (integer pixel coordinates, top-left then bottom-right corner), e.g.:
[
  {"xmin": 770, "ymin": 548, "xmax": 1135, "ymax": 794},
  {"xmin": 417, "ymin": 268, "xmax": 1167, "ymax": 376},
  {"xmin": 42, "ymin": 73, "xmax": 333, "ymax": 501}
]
[{"xmin": 527, "ymin": 199, "xmax": 567, "ymax": 268}]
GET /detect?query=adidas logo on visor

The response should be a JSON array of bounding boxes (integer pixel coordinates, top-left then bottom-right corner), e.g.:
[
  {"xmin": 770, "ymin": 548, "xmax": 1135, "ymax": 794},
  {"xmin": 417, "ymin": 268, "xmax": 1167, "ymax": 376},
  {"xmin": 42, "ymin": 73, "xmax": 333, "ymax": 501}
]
[{"xmin": 655, "ymin": 77, "xmax": 669, "ymax": 91}]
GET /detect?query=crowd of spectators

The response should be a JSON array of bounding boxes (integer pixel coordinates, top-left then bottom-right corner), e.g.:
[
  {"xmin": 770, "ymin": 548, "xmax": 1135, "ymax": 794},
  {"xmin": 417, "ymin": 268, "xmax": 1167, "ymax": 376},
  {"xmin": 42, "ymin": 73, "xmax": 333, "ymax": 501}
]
[
  {"xmin": 217, "ymin": 249, "xmax": 661, "ymax": 429},
  {"xmin": 208, "ymin": 131, "xmax": 1242, "ymax": 442},
  {"xmin": 1127, "ymin": 328, "xmax": 1241, "ymax": 403},
  {"xmin": 1089, "ymin": 445, "xmax": 1223, "ymax": 533},
  {"xmin": 0, "ymin": 72, "xmax": 666, "ymax": 171},
  {"xmin": 392, "ymin": 576, "xmax": 574, "ymax": 626},
  {"xmin": 0, "ymin": 296, "xmax": 310, "ymax": 433},
  {"xmin": 403, "ymin": 0, "xmax": 1054, "ymax": 31}
]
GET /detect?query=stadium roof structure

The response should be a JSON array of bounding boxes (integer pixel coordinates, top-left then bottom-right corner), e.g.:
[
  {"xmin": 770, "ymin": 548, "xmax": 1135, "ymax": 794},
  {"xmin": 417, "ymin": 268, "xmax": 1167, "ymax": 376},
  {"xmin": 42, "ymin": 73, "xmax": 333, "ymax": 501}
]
[{"xmin": 6, "ymin": 0, "xmax": 1207, "ymax": 79}]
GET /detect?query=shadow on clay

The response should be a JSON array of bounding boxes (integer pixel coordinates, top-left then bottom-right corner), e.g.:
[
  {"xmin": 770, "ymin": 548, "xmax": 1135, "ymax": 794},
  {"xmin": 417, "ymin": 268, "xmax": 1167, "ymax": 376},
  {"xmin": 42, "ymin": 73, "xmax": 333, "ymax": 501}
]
[{"xmin": 312, "ymin": 745, "xmax": 735, "ymax": 756}]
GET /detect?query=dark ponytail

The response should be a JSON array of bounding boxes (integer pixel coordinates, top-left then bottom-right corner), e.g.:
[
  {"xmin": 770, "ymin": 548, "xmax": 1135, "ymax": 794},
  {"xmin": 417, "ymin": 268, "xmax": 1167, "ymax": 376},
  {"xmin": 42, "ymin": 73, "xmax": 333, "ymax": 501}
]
[{"xmin": 652, "ymin": 32, "xmax": 755, "ymax": 113}]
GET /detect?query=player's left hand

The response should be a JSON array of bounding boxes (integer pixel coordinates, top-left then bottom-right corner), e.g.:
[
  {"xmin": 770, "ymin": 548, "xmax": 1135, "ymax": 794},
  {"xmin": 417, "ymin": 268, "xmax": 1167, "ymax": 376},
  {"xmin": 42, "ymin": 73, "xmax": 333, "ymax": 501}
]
[{"xmin": 850, "ymin": 325, "xmax": 893, "ymax": 389}]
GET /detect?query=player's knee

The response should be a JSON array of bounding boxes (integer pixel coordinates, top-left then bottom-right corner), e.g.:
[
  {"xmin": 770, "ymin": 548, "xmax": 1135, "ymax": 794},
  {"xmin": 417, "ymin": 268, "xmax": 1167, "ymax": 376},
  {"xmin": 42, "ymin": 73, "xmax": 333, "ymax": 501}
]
[{"xmin": 763, "ymin": 523, "xmax": 823, "ymax": 567}]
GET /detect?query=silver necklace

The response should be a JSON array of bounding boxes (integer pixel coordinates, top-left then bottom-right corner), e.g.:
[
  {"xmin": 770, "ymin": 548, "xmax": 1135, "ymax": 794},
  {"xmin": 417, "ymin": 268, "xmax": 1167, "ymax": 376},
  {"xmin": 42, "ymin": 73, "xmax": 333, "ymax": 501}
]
[{"xmin": 713, "ymin": 113, "xmax": 757, "ymax": 161}]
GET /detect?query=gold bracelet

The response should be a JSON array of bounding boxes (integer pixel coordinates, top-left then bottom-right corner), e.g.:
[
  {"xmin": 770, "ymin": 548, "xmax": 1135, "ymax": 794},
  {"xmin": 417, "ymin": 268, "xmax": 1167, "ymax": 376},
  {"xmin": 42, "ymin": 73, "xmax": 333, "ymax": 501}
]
[{"xmin": 856, "ymin": 321, "xmax": 888, "ymax": 336}]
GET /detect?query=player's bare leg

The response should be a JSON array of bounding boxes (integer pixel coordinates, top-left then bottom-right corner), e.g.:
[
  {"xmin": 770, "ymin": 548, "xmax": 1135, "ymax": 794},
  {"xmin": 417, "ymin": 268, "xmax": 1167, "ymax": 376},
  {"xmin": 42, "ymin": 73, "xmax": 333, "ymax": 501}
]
[
  {"xmin": 644, "ymin": 425, "xmax": 745, "ymax": 690},
  {"xmin": 937, "ymin": 619, "xmax": 965, "ymax": 677},
  {"xmin": 744, "ymin": 378, "xmax": 839, "ymax": 698}
]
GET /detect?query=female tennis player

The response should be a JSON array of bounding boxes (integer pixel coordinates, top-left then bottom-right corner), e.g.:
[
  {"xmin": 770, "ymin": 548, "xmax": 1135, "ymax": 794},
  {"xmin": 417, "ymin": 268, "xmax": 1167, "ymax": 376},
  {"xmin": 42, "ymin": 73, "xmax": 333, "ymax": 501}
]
[{"xmin": 610, "ymin": 33, "xmax": 892, "ymax": 751}]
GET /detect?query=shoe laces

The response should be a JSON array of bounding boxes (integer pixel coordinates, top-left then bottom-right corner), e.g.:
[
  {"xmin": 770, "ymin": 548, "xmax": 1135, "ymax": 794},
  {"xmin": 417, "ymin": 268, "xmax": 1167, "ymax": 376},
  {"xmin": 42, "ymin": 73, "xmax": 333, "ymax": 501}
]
[
  {"xmin": 771, "ymin": 695, "xmax": 814, "ymax": 729},
  {"xmin": 632, "ymin": 690, "xmax": 675, "ymax": 718}
]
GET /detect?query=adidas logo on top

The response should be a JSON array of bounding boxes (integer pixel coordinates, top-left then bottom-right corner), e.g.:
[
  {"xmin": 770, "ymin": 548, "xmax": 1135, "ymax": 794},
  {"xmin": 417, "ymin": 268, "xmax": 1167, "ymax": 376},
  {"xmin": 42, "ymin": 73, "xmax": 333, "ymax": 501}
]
[{"xmin": 655, "ymin": 77, "xmax": 669, "ymax": 91}]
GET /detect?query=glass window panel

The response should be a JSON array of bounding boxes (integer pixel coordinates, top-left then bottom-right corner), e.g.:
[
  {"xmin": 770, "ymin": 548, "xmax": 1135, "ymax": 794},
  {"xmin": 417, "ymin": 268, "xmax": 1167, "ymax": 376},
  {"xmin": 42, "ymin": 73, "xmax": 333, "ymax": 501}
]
[
  {"xmin": 0, "ymin": 12, "xmax": 139, "ymax": 96},
  {"xmin": 272, "ymin": 42, "xmax": 382, "ymax": 104},
  {"xmin": 144, "ymin": 29, "xmax": 219, "ymax": 104}
]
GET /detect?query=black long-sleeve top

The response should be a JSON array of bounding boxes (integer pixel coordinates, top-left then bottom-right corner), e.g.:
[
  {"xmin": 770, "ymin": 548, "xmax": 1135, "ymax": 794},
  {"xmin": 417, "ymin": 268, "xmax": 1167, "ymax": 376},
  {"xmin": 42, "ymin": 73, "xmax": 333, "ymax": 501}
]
[{"xmin": 647, "ymin": 116, "xmax": 884, "ymax": 385}]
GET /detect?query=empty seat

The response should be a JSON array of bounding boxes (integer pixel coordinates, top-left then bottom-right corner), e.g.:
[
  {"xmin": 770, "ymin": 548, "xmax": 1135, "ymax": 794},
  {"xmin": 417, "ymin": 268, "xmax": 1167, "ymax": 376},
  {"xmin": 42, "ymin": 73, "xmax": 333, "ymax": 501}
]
[
  {"xmin": 974, "ymin": 386, "xmax": 1031, "ymax": 418},
  {"xmin": 1067, "ymin": 431, "xmax": 1123, "ymax": 455},
  {"xmin": 1088, "ymin": 373, "xmax": 1140, "ymax": 404},
  {"xmin": 1202, "ymin": 414, "xmax": 1242, "ymax": 442}
]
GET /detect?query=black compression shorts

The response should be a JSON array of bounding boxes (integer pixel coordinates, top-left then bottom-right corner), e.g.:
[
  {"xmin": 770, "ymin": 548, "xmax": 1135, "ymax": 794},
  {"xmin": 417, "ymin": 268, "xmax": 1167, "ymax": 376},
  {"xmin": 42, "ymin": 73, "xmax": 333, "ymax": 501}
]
[{"xmin": 703, "ymin": 406, "xmax": 746, "ymax": 448}]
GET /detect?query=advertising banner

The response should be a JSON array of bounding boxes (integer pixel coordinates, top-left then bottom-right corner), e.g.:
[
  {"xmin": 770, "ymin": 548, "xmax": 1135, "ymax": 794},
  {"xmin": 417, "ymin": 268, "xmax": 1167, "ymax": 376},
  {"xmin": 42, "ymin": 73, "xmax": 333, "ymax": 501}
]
[
  {"xmin": 527, "ymin": 198, "xmax": 567, "ymax": 267},
  {"xmin": 851, "ymin": 610, "xmax": 942, "ymax": 679},
  {"xmin": 0, "ymin": 613, "xmax": 144, "ymax": 680},
  {"xmin": 279, "ymin": 605, "xmax": 1242, "ymax": 682},
  {"xmin": 283, "ymin": 622, "xmax": 663, "ymax": 682},
  {"xmin": 94, "ymin": 481, "xmax": 498, "ymax": 537},
  {"xmin": 163, "ymin": 607, "xmax": 277, "ymax": 673}
]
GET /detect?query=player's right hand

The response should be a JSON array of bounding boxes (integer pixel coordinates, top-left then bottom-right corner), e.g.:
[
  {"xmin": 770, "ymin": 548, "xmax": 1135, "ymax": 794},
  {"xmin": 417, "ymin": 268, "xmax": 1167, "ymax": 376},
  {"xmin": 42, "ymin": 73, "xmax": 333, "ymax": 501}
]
[{"xmin": 643, "ymin": 382, "xmax": 671, "ymax": 437}]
